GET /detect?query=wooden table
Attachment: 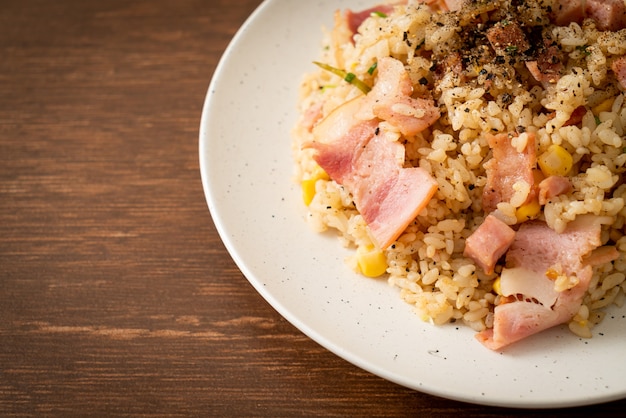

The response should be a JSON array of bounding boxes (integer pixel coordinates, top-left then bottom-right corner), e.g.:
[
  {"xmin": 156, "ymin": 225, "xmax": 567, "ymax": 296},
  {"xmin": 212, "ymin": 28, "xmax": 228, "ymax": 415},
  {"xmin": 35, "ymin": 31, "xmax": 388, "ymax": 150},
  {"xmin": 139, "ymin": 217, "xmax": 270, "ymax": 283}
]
[{"xmin": 1, "ymin": 0, "xmax": 624, "ymax": 415}]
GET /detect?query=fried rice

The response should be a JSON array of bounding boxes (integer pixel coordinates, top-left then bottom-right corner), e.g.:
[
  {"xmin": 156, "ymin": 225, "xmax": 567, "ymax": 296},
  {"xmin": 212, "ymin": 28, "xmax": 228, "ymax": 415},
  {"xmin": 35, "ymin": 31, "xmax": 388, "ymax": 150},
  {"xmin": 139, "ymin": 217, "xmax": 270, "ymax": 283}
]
[{"xmin": 291, "ymin": 0, "xmax": 626, "ymax": 348}]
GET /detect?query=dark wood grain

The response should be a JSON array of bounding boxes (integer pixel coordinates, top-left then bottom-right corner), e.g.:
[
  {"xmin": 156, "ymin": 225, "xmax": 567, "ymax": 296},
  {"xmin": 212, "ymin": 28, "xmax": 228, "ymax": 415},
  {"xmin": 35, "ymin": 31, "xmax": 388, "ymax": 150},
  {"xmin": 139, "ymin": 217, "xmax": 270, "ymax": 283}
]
[{"xmin": 1, "ymin": 0, "xmax": 625, "ymax": 416}]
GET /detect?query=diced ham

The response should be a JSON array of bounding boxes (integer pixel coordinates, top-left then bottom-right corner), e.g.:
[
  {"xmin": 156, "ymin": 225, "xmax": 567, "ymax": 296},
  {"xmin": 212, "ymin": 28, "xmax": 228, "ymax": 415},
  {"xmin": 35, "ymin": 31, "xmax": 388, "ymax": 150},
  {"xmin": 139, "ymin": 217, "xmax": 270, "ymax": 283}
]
[
  {"xmin": 538, "ymin": 175, "xmax": 573, "ymax": 204},
  {"xmin": 482, "ymin": 132, "xmax": 536, "ymax": 213},
  {"xmin": 476, "ymin": 215, "xmax": 607, "ymax": 350},
  {"xmin": 486, "ymin": 20, "xmax": 530, "ymax": 56},
  {"xmin": 332, "ymin": 4, "xmax": 403, "ymax": 65},
  {"xmin": 550, "ymin": 0, "xmax": 626, "ymax": 31},
  {"xmin": 344, "ymin": 4, "xmax": 397, "ymax": 37},
  {"xmin": 432, "ymin": 51, "xmax": 466, "ymax": 86},
  {"xmin": 307, "ymin": 95, "xmax": 438, "ymax": 249},
  {"xmin": 525, "ymin": 38, "xmax": 564, "ymax": 84},
  {"xmin": 442, "ymin": 0, "xmax": 465, "ymax": 12},
  {"xmin": 526, "ymin": 61, "xmax": 551, "ymax": 84},
  {"xmin": 563, "ymin": 105, "xmax": 587, "ymax": 126},
  {"xmin": 550, "ymin": 0, "xmax": 585, "ymax": 26},
  {"xmin": 360, "ymin": 57, "xmax": 440, "ymax": 137},
  {"xmin": 463, "ymin": 214, "xmax": 516, "ymax": 275},
  {"xmin": 545, "ymin": 105, "xmax": 587, "ymax": 128},
  {"xmin": 611, "ymin": 56, "xmax": 626, "ymax": 90},
  {"xmin": 585, "ymin": 0, "xmax": 626, "ymax": 31}
]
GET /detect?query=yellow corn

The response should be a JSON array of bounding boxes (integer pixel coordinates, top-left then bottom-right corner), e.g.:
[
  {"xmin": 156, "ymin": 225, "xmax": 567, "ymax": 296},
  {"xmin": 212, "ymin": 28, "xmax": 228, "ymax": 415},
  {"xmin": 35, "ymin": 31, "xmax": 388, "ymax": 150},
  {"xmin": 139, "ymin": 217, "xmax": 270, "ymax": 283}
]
[
  {"xmin": 545, "ymin": 267, "xmax": 559, "ymax": 280},
  {"xmin": 515, "ymin": 199, "xmax": 541, "ymax": 223},
  {"xmin": 301, "ymin": 179, "xmax": 317, "ymax": 206},
  {"xmin": 537, "ymin": 144, "xmax": 573, "ymax": 177},
  {"xmin": 592, "ymin": 98, "xmax": 614, "ymax": 115},
  {"xmin": 492, "ymin": 277, "xmax": 502, "ymax": 295},
  {"xmin": 356, "ymin": 245, "xmax": 388, "ymax": 278},
  {"xmin": 301, "ymin": 165, "xmax": 329, "ymax": 206}
]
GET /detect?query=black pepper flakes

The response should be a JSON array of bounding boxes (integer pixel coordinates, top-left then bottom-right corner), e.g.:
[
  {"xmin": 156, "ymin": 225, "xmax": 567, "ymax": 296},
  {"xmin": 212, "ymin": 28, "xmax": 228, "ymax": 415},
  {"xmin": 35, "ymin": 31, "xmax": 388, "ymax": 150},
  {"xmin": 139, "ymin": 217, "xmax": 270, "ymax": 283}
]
[{"xmin": 403, "ymin": 31, "xmax": 412, "ymax": 47}]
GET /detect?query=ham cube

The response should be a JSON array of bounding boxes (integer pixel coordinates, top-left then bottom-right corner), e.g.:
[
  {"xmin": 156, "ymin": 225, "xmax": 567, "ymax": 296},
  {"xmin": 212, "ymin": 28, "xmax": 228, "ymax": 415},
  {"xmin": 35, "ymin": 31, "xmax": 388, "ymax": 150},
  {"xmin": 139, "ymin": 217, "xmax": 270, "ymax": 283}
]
[{"xmin": 463, "ymin": 214, "xmax": 516, "ymax": 275}]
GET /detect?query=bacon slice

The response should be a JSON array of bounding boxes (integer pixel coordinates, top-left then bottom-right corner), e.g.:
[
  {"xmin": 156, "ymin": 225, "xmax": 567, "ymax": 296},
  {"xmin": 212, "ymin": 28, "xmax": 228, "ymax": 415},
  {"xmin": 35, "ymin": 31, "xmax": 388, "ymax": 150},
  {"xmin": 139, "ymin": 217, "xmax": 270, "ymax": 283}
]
[
  {"xmin": 476, "ymin": 215, "xmax": 607, "ymax": 350},
  {"xmin": 584, "ymin": 245, "xmax": 620, "ymax": 268},
  {"xmin": 482, "ymin": 133, "xmax": 536, "ymax": 213},
  {"xmin": 308, "ymin": 96, "xmax": 438, "ymax": 249},
  {"xmin": 360, "ymin": 57, "xmax": 440, "ymax": 137},
  {"xmin": 355, "ymin": 135, "xmax": 439, "ymax": 248},
  {"xmin": 301, "ymin": 102, "xmax": 324, "ymax": 132},
  {"xmin": 463, "ymin": 214, "xmax": 516, "ymax": 275},
  {"xmin": 306, "ymin": 57, "xmax": 440, "ymax": 248}
]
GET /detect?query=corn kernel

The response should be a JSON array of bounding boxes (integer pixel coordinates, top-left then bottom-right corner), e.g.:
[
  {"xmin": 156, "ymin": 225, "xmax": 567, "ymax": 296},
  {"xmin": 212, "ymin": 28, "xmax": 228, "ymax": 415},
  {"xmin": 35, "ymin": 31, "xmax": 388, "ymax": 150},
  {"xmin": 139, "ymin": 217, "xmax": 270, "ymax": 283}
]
[
  {"xmin": 301, "ymin": 179, "xmax": 317, "ymax": 206},
  {"xmin": 356, "ymin": 245, "xmax": 388, "ymax": 278},
  {"xmin": 301, "ymin": 165, "xmax": 329, "ymax": 206},
  {"xmin": 545, "ymin": 267, "xmax": 559, "ymax": 280},
  {"xmin": 515, "ymin": 199, "xmax": 541, "ymax": 223},
  {"xmin": 492, "ymin": 277, "xmax": 502, "ymax": 295},
  {"xmin": 538, "ymin": 144, "xmax": 573, "ymax": 177},
  {"xmin": 592, "ymin": 98, "xmax": 614, "ymax": 115}
]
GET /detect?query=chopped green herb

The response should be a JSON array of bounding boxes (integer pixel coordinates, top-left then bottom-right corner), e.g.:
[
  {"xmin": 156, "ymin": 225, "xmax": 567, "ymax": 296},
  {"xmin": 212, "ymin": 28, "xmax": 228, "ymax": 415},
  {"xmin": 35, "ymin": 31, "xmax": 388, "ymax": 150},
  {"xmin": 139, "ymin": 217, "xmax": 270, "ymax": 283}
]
[
  {"xmin": 313, "ymin": 61, "xmax": 371, "ymax": 94},
  {"xmin": 367, "ymin": 61, "xmax": 378, "ymax": 75},
  {"xmin": 595, "ymin": 115, "xmax": 601, "ymax": 125},
  {"xmin": 371, "ymin": 11, "xmax": 387, "ymax": 18},
  {"xmin": 576, "ymin": 44, "xmax": 591, "ymax": 56},
  {"xmin": 505, "ymin": 45, "xmax": 518, "ymax": 54}
]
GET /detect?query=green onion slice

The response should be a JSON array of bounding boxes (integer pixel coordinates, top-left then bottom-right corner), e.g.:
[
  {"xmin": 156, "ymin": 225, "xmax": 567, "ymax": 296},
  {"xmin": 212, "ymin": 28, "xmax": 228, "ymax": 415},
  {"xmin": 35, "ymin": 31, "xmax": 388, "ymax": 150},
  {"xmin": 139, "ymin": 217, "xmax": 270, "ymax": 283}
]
[
  {"xmin": 367, "ymin": 61, "xmax": 378, "ymax": 75},
  {"xmin": 313, "ymin": 61, "xmax": 371, "ymax": 94}
]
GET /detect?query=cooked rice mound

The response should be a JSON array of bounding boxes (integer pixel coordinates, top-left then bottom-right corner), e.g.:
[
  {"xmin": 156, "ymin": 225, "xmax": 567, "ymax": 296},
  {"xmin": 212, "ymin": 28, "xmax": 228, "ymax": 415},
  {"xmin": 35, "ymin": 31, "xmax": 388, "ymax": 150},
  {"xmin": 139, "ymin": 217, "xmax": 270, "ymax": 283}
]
[{"xmin": 292, "ymin": 0, "xmax": 626, "ymax": 345}]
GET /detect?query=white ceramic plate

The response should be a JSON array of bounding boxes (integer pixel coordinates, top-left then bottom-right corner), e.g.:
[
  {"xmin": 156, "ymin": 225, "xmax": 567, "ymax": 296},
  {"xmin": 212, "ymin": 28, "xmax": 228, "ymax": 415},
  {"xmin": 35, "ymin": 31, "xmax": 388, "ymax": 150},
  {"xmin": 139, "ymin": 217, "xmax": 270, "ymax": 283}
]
[{"xmin": 199, "ymin": 0, "xmax": 626, "ymax": 408}]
